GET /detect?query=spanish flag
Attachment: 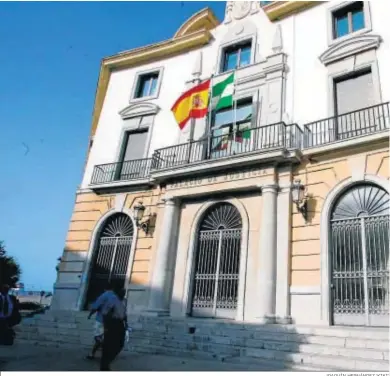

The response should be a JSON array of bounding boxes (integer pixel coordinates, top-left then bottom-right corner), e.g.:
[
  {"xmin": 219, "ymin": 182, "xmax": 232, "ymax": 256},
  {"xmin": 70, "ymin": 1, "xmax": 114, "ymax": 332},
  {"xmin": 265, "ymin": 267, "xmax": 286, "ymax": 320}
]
[{"xmin": 171, "ymin": 79, "xmax": 211, "ymax": 130}]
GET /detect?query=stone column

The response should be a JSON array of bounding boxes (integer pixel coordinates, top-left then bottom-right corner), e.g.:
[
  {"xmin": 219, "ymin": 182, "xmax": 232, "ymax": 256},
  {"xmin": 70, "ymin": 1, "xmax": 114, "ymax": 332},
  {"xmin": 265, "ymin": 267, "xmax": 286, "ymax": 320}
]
[
  {"xmin": 257, "ymin": 184, "xmax": 278, "ymax": 322},
  {"xmin": 275, "ymin": 184, "xmax": 292, "ymax": 323},
  {"xmin": 147, "ymin": 197, "xmax": 179, "ymax": 315}
]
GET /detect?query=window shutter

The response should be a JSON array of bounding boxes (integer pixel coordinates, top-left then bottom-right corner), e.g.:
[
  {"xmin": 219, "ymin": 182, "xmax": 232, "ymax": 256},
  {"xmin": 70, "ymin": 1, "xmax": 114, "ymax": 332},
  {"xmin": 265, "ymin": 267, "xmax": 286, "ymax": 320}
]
[
  {"xmin": 123, "ymin": 130, "xmax": 148, "ymax": 161},
  {"xmin": 335, "ymin": 71, "xmax": 375, "ymax": 115},
  {"xmin": 335, "ymin": 71, "xmax": 376, "ymax": 138}
]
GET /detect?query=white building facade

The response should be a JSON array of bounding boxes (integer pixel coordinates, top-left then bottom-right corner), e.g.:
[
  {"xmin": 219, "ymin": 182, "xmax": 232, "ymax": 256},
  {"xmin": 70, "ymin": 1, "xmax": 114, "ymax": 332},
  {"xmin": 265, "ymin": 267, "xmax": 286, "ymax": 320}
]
[{"xmin": 53, "ymin": 1, "xmax": 389, "ymax": 329}]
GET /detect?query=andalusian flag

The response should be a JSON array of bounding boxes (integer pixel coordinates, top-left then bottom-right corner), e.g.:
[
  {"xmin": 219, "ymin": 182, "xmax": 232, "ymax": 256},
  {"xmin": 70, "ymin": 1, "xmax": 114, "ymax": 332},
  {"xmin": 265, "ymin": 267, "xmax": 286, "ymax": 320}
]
[
  {"xmin": 211, "ymin": 73, "xmax": 235, "ymax": 111},
  {"xmin": 171, "ymin": 79, "xmax": 211, "ymax": 129}
]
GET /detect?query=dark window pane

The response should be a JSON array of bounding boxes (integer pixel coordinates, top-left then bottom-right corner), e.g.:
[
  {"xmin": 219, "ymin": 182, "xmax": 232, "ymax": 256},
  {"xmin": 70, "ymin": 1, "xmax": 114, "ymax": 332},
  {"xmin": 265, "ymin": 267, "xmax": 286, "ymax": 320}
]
[
  {"xmin": 223, "ymin": 50, "xmax": 238, "ymax": 72},
  {"xmin": 236, "ymin": 102, "xmax": 252, "ymax": 122},
  {"xmin": 335, "ymin": 14, "xmax": 349, "ymax": 38},
  {"xmin": 136, "ymin": 73, "xmax": 159, "ymax": 98},
  {"xmin": 140, "ymin": 79, "xmax": 151, "ymax": 97},
  {"xmin": 149, "ymin": 77, "xmax": 158, "ymax": 96},
  {"xmin": 352, "ymin": 9, "xmax": 364, "ymax": 31},
  {"xmin": 213, "ymin": 100, "xmax": 252, "ymax": 129},
  {"xmin": 214, "ymin": 107, "xmax": 234, "ymax": 128},
  {"xmin": 240, "ymin": 46, "xmax": 251, "ymax": 67}
]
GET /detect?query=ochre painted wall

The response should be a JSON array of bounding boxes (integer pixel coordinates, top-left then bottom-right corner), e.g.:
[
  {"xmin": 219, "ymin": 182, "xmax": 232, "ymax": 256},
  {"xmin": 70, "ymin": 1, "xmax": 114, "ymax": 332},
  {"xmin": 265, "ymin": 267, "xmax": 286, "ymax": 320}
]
[
  {"xmin": 290, "ymin": 146, "xmax": 389, "ymax": 287},
  {"xmin": 63, "ymin": 188, "xmax": 162, "ymax": 288}
]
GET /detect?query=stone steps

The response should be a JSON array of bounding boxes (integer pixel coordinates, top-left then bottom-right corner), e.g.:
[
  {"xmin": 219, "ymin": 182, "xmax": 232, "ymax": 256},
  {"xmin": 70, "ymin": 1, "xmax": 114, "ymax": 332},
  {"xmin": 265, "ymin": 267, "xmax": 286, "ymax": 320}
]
[{"xmin": 15, "ymin": 311, "xmax": 389, "ymax": 372}]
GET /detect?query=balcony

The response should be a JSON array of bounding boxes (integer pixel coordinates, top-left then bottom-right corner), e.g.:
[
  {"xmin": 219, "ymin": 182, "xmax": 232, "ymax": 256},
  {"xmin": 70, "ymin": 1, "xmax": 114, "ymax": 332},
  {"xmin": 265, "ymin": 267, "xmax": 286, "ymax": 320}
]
[
  {"xmin": 303, "ymin": 102, "xmax": 390, "ymax": 149},
  {"xmin": 89, "ymin": 102, "xmax": 389, "ymax": 186},
  {"xmin": 151, "ymin": 122, "xmax": 303, "ymax": 172},
  {"xmin": 91, "ymin": 158, "xmax": 152, "ymax": 185}
]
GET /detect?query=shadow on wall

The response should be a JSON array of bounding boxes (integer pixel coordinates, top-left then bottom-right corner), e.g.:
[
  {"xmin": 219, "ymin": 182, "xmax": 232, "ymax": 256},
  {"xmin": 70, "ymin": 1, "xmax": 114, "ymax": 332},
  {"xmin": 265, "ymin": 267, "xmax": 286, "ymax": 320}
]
[
  {"xmin": 124, "ymin": 285, "xmax": 303, "ymax": 372},
  {"xmin": 51, "ymin": 253, "xmax": 306, "ymax": 372},
  {"xmin": 305, "ymin": 194, "xmax": 318, "ymax": 224}
]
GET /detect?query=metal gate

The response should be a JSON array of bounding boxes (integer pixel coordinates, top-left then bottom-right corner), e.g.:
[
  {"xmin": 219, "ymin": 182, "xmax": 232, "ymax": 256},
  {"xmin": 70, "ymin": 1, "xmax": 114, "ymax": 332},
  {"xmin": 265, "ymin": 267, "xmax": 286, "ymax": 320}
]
[
  {"xmin": 191, "ymin": 203, "xmax": 242, "ymax": 319},
  {"xmin": 330, "ymin": 185, "xmax": 389, "ymax": 327},
  {"xmin": 85, "ymin": 213, "xmax": 134, "ymax": 308}
]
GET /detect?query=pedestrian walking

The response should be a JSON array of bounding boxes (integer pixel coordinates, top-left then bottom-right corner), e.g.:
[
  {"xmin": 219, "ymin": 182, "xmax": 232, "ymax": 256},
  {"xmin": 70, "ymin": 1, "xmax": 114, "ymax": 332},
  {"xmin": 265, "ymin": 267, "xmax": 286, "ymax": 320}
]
[
  {"xmin": 100, "ymin": 285, "xmax": 127, "ymax": 371},
  {"xmin": 86, "ymin": 282, "xmax": 116, "ymax": 360},
  {"xmin": 0, "ymin": 284, "xmax": 21, "ymax": 346}
]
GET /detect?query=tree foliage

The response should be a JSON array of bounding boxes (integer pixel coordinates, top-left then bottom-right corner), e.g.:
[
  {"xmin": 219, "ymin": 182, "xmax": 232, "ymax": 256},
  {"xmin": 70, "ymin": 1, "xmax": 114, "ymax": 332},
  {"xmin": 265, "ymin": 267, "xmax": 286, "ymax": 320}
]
[{"xmin": 0, "ymin": 241, "xmax": 21, "ymax": 287}]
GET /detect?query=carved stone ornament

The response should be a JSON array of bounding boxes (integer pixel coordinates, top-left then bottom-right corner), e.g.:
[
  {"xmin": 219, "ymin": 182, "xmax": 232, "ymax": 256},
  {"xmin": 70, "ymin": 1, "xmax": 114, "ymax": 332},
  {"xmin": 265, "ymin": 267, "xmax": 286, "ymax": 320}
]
[
  {"xmin": 225, "ymin": 1, "xmax": 259, "ymax": 24},
  {"xmin": 233, "ymin": 2, "xmax": 251, "ymax": 19}
]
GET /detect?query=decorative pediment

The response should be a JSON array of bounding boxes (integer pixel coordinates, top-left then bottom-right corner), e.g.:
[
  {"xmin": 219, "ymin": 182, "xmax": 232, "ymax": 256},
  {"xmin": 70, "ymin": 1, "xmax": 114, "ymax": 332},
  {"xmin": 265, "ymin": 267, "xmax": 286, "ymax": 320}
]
[
  {"xmin": 174, "ymin": 8, "xmax": 219, "ymax": 38},
  {"xmin": 119, "ymin": 102, "xmax": 160, "ymax": 120},
  {"xmin": 319, "ymin": 34, "xmax": 382, "ymax": 66}
]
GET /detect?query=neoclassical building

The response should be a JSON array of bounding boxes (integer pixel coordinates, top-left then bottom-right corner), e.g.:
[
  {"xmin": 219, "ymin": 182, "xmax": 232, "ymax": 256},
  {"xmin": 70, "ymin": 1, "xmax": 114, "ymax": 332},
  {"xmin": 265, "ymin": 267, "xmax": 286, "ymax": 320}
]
[{"xmin": 52, "ymin": 1, "xmax": 389, "ymax": 328}]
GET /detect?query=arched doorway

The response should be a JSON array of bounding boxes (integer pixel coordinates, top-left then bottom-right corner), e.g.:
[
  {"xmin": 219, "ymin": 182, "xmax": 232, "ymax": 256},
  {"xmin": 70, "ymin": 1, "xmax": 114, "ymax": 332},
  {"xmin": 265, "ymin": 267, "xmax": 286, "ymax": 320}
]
[
  {"xmin": 330, "ymin": 184, "xmax": 389, "ymax": 326},
  {"xmin": 85, "ymin": 213, "xmax": 134, "ymax": 308},
  {"xmin": 190, "ymin": 203, "xmax": 242, "ymax": 319}
]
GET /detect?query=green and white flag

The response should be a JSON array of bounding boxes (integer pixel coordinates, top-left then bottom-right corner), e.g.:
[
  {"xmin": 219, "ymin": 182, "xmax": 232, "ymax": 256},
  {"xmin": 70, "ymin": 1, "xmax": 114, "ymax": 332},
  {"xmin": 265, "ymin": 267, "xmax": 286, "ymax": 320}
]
[{"xmin": 211, "ymin": 73, "xmax": 235, "ymax": 111}]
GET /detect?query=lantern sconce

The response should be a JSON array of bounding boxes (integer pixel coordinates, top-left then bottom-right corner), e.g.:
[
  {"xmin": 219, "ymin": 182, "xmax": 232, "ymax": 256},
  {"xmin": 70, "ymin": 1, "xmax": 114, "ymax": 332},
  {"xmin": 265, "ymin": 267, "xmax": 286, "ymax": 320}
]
[
  {"xmin": 133, "ymin": 201, "xmax": 152, "ymax": 234},
  {"xmin": 292, "ymin": 179, "xmax": 308, "ymax": 222}
]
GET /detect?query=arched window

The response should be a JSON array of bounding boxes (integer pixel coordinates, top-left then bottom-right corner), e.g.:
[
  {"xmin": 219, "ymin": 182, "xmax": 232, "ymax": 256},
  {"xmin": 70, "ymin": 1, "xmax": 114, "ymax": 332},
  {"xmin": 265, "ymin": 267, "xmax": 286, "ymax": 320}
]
[
  {"xmin": 85, "ymin": 213, "xmax": 134, "ymax": 307},
  {"xmin": 191, "ymin": 203, "xmax": 242, "ymax": 319},
  {"xmin": 330, "ymin": 184, "xmax": 389, "ymax": 327}
]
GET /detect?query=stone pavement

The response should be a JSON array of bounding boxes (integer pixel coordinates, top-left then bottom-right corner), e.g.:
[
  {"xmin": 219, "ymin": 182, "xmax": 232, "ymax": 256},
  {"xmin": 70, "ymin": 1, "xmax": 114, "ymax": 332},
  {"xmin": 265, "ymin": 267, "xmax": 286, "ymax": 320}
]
[{"xmin": 0, "ymin": 342, "xmax": 270, "ymax": 371}]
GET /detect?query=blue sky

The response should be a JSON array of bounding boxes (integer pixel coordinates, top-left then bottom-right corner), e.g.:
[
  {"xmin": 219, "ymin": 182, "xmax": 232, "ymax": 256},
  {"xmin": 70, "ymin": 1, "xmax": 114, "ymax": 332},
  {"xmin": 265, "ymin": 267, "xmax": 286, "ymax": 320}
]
[{"xmin": 0, "ymin": 1, "xmax": 226, "ymax": 291}]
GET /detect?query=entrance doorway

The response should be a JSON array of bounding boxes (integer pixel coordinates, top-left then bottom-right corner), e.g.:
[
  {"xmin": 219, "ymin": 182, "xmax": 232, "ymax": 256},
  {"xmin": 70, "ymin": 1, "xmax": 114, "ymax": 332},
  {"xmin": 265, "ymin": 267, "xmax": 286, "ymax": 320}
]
[
  {"xmin": 330, "ymin": 184, "xmax": 389, "ymax": 326},
  {"xmin": 190, "ymin": 203, "xmax": 242, "ymax": 319},
  {"xmin": 84, "ymin": 213, "xmax": 134, "ymax": 308}
]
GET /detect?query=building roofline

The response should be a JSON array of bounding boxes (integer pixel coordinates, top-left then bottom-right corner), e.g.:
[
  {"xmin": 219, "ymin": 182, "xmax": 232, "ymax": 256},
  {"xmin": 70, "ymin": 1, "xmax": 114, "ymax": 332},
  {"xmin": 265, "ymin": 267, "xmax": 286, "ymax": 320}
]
[{"xmin": 88, "ymin": 7, "xmax": 218, "ymax": 141}]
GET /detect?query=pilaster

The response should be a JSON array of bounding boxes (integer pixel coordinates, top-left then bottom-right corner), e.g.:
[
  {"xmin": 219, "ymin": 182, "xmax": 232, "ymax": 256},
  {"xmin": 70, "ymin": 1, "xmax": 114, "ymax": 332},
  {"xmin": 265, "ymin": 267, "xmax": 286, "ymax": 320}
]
[{"xmin": 257, "ymin": 183, "xmax": 278, "ymax": 323}]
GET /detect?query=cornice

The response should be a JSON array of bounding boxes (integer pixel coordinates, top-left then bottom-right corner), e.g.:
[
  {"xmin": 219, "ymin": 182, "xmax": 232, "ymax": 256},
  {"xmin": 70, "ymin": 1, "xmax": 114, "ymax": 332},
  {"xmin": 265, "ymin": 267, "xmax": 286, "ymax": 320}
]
[
  {"xmin": 264, "ymin": 1, "xmax": 323, "ymax": 21},
  {"xmin": 90, "ymin": 29, "xmax": 213, "ymax": 138},
  {"xmin": 174, "ymin": 7, "xmax": 219, "ymax": 38}
]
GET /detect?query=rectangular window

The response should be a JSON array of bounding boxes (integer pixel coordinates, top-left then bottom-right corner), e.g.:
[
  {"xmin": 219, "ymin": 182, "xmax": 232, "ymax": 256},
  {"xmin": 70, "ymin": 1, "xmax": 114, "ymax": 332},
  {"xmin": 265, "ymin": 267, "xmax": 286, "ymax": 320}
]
[
  {"xmin": 333, "ymin": 2, "xmax": 365, "ymax": 39},
  {"xmin": 135, "ymin": 72, "xmax": 159, "ymax": 98},
  {"xmin": 121, "ymin": 129, "xmax": 148, "ymax": 162},
  {"xmin": 334, "ymin": 69, "xmax": 374, "ymax": 115},
  {"xmin": 211, "ymin": 99, "xmax": 253, "ymax": 155},
  {"xmin": 334, "ymin": 69, "xmax": 375, "ymax": 139},
  {"xmin": 221, "ymin": 41, "xmax": 252, "ymax": 73},
  {"xmin": 117, "ymin": 129, "xmax": 149, "ymax": 180}
]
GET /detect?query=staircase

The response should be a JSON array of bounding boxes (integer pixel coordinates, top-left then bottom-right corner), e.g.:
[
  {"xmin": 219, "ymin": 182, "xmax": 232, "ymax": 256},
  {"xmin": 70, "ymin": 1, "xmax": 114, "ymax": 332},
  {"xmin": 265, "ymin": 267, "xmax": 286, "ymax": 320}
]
[{"xmin": 16, "ymin": 311, "xmax": 389, "ymax": 371}]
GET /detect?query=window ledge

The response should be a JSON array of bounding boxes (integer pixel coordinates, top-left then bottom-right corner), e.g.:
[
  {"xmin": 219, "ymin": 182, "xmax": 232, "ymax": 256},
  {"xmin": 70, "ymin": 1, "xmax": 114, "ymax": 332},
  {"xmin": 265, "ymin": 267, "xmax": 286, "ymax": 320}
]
[
  {"xmin": 129, "ymin": 94, "xmax": 159, "ymax": 104},
  {"xmin": 89, "ymin": 178, "xmax": 152, "ymax": 192},
  {"xmin": 303, "ymin": 130, "xmax": 389, "ymax": 159},
  {"xmin": 319, "ymin": 33, "xmax": 382, "ymax": 66}
]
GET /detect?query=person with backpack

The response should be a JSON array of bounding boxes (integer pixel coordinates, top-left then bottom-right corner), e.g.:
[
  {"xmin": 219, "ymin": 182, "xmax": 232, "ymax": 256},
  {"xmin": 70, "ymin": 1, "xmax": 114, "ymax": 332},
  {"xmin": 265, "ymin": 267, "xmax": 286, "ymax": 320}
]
[{"xmin": 0, "ymin": 284, "xmax": 21, "ymax": 345}]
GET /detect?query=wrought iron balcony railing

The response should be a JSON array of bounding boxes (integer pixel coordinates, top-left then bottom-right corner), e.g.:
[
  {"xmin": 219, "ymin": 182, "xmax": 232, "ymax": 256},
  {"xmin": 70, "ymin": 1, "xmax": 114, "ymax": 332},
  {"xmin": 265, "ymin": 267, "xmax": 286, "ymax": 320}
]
[
  {"xmin": 89, "ymin": 102, "xmax": 389, "ymax": 184},
  {"xmin": 91, "ymin": 158, "xmax": 152, "ymax": 185},
  {"xmin": 303, "ymin": 102, "xmax": 390, "ymax": 148},
  {"xmin": 151, "ymin": 122, "xmax": 303, "ymax": 171}
]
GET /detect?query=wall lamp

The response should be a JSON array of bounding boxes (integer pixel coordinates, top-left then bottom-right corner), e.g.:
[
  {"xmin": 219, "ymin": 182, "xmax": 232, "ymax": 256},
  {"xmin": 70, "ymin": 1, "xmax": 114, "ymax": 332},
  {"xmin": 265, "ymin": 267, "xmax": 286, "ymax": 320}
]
[
  {"xmin": 133, "ymin": 201, "xmax": 152, "ymax": 234},
  {"xmin": 292, "ymin": 179, "xmax": 308, "ymax": 222}
]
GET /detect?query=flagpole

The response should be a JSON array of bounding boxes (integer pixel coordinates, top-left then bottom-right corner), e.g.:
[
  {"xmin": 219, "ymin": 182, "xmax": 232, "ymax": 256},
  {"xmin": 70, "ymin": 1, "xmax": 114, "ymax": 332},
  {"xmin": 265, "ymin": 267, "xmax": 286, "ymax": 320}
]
[
  {"xmin": 232, "ymin": 66, "xmax": 237, "ymax": 154},
  {"xmin": 187, "ymin": 77, "xmax": 200, "ymax": 163},
  {"xmin": 206, "ymin": 74, "xmax": 214, "ymax": 159}
]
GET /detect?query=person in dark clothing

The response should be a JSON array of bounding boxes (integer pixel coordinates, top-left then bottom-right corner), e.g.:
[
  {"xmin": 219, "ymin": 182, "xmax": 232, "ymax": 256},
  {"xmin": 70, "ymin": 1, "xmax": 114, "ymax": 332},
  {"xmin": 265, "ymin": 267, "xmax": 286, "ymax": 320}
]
[
  {"xmin": 100, "ymin": 286, "xmax": 127, "ymax": 371},
  {"xmin": 86, "ymin": 282, "xmax": 116, "ymax": 360},
  {"xmin": 0, "ymin": 284, "xmax": 21, "ymax": 346}
]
